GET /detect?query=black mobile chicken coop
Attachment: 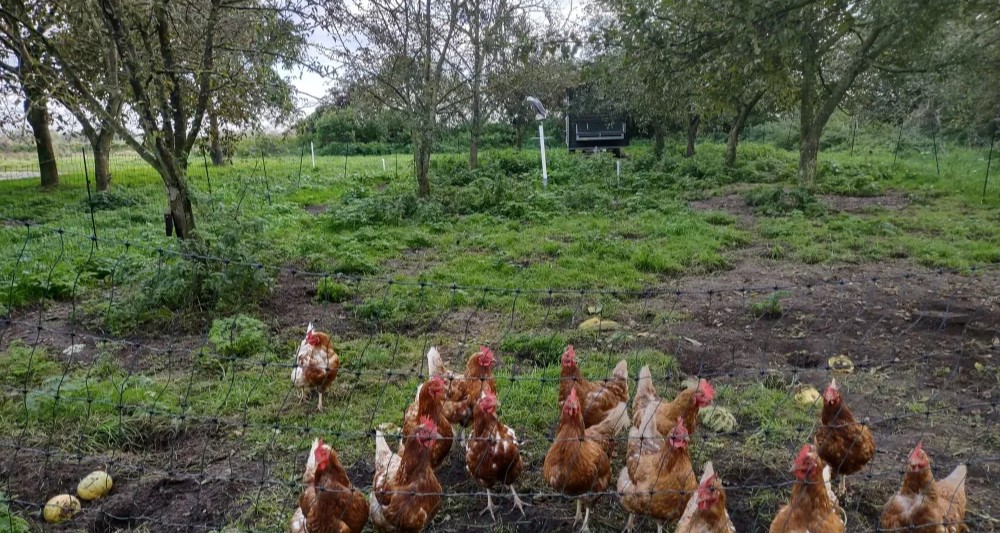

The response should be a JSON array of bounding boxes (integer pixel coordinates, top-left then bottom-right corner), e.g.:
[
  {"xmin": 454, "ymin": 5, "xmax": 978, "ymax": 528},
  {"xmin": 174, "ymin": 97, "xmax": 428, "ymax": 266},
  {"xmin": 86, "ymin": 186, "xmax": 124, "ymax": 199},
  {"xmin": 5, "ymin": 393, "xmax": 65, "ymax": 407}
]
[{"xmin": 565, "ymin": 115, "xmax": 630, "ymax": 157}]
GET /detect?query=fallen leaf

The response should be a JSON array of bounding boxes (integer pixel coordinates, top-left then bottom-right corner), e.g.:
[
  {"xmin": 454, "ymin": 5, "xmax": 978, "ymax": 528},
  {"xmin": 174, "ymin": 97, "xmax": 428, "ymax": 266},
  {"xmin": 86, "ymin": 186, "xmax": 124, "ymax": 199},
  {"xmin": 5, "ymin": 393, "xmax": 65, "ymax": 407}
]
[
  {"xmin": 578, "ymin": 317, "xmax": 621, "ymax": 332},
  {"xmin": 683, "ymin": 336, "xmax": 702, "ymax": 347}
]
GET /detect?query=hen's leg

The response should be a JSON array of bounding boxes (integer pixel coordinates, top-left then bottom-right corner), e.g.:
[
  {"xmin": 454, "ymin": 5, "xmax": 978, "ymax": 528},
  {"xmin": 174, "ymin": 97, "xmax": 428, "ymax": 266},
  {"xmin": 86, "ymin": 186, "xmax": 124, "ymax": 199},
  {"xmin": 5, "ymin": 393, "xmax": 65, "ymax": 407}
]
[
  {"xmin": 573, "ymin": 500, "xmax": 582, "ymax": 525},
  {"xmin": 838, "ymin": 476, "xmax": 847, "ymax": 496},
  {"xmin": 509, "ymin": 485, "xmax": 526, "ymax": 516},
  {"xmin": 579, "ymin": 506, "xmax": 591, "ymax": 533},
  {"xmin": 479, "ymin": 489, "xmax": 496, "ymax": 522},
  {"xmin": 317, "ymin": 391, "xmax": 325, "ymax": 412},
  {"xmin": 655, "ymin": 523, "xmax": 663, "ymax": 533},
  {"xmin": 622, "ymin": 513, "xmax": 635, "ymax": 533}
]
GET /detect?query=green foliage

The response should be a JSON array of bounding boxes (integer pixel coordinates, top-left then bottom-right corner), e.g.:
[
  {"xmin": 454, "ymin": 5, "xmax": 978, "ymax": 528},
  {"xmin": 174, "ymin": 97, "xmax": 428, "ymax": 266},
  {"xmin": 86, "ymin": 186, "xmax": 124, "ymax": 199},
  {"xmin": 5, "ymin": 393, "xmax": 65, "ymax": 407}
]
[
  {"xmin": 745, "ymin": 187, "xmax": 825, "ymax": 217},
  {"xmin": 4, "ymin": 267, "xmax": 78, "ymax": 308},
  {"xmin": 749, "ymin": 291, "xmax": 790, "ymax": 319},
  {"xmin": 817, "ymin": 160, "xmax": 888, "ymax": 197},
  {"xmin": 209, "ymin": 314, "xmax": 269, "ymax": 358},
  {"xmin": 111, "ymin": 218, "xmax": 272, "ymax": 329},
  {"xmin": 315, "ymin": 278, "xmax": 354, "ymax": 303},
  {"xmin": 297, "ymin": 106, "xmax": 411, "ymax": 155},
  {"xmin": 498, "ymin": 333, "xmax": 568, "ymax": 365},
  {"xmin": 82, "ymin": 189, "xmax": 143, "ymax": 211},
  {"xmin": 0, "ymin": 341, "xmax": 62, "ymax": 389},
  {"xmin": 0, "ymin": 491, "xmax": 29, "ymax": 533}
]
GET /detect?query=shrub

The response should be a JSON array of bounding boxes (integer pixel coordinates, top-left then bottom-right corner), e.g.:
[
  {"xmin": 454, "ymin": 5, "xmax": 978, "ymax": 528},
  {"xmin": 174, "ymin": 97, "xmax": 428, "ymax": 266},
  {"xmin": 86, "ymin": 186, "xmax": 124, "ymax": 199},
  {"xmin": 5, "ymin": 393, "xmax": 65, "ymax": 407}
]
[
  {"xmin": 745, "ymin": 187, "xmax": 825, "ymax": 217},
  {"xmin": 0, "ymin": 340, "xmax": 61, "ymax": 389},
  {"xmin": 82, "ymin": 189, "xmax": 142, "ymax": 212},
  {"xmin": 0, "ymin": 491, "xmax": 29, "ymax": 533},
  {"xmin": 499, "ymin": 333, "xmax": 568, "ymax": 365},
  {"xmin": 748, "ymin": 291, "xmax": 790, "ymax": 319},
  {"xmin": 315, "ymin": 278, "xmax": 353, "ymax": 303},
  {"xmin": 209, "ymin": 314, "xmax": 269, "ymax": 358},
  {"xmin": 4, "ymin": 267, "xmax": 78, "ymax": 309}
]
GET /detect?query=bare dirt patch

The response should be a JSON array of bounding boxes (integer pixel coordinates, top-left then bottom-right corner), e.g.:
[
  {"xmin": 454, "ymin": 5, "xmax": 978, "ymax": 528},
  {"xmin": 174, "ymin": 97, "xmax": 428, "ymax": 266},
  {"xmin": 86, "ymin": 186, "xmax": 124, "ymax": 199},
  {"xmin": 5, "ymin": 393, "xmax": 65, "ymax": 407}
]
[{"xmin": 820, "ymin": 191, "xmax": 910, "ymax": 213}]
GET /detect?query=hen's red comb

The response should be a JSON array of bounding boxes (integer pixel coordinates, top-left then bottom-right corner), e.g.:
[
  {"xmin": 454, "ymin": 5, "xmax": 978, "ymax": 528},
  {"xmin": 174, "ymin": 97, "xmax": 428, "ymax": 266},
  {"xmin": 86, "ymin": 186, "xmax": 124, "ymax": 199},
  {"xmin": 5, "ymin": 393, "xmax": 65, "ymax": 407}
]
[
  {"xmin": 794, "ymin": 444, "xmax": 812, "ymax": 463},
  {"xmin": 698, "ymin": 379, "xmax": 715, "ymax": 399}
]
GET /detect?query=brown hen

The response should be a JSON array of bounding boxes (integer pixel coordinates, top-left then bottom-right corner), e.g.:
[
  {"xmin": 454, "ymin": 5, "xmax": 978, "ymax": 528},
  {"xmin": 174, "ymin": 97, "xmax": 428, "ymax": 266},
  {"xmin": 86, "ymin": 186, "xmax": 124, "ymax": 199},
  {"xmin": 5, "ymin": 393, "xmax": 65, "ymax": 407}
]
[{"xmin": 880, "ymin": 442, "xmax": 967, "ymax": 533}]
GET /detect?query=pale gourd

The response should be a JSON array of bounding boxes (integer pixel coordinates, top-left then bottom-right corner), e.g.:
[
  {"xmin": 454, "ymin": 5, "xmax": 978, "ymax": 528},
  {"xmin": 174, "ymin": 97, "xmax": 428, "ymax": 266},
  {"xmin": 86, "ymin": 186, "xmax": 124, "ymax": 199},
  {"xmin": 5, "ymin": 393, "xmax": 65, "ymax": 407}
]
[
  {"xmin": 42, "ymin": 494, "xmax": 81, "ymax": 524},
  {"xmin": 77, "ymin": 470, "xmax": 113, "ymax": 501}
]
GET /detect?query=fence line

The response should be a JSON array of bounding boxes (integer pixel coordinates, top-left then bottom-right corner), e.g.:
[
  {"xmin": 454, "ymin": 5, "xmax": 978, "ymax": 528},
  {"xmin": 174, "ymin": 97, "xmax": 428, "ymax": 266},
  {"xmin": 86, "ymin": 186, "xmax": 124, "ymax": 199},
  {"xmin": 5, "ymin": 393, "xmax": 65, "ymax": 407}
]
[{"xmin": 2, "ymin": 169, "xmax": 998, "ymax": 531}]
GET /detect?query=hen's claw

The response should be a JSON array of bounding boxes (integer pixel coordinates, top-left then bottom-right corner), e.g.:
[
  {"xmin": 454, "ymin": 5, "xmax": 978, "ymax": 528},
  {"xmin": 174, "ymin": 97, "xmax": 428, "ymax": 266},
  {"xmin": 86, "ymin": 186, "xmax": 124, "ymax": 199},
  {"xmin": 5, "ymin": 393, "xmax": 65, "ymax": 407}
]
[
  {"xmin": 623, "ymin": 513, "xmax": 635, "ymax": 533},
  {"xmin": 510, "ymin": 486, "xmax": 527, "ymax": 516},
  {"xmin": 480, "ymin": 489, "xmax": 496, "ymax": 522}
]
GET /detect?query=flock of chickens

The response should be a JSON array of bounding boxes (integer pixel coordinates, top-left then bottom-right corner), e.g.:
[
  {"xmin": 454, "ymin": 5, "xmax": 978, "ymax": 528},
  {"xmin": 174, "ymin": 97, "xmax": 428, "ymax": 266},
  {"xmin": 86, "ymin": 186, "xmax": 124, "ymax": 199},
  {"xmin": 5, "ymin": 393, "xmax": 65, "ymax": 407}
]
[{"xmin": 287, "ymin": 324, "xmax": 969, "ymax": 533}]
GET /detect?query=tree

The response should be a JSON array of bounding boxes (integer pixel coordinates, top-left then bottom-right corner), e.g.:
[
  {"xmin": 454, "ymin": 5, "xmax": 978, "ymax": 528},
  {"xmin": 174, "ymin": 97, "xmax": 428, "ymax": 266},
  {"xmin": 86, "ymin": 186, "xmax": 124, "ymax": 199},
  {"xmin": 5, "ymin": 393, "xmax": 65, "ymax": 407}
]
[
  {"xmin": 2, "ymin": 0, "xmax": 308, "ymax": 238},
  {"xmin": 669, "ymin": 0, "xmax": 793, "ymax": 166},
  {"xmin": 458, "ymin": 0, "xmax": 545, "ymax": 168},
  {"xmin": 0, "ymin": 5, "xmax": 59, "ymax": 188},
  {"xmin": 47, "ymin": 12, "xmax": 122, "ymax": 191},
  {"xmin": 487, "ymin": 26, "xmax": 579, "ymax": 150},
  {"xmin": 782, "ymin": 0, "xmax": 964, "ymax": 187},
  {"xmin": 325, "ymin": 0, "xmax": 466, "ymax": 197}
]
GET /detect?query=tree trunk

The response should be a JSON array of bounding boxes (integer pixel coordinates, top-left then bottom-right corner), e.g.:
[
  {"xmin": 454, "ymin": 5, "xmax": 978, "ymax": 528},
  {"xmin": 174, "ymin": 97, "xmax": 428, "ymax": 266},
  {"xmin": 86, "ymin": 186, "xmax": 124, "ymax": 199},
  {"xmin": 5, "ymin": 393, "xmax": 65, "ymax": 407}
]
[
  {"xmin": 23, "ymin": 88, "xmax": 59, "ymax": 188},
  {"xmin": 413, "ymin": 130, "xmax": 432, "ymax": 197},
  {"xmin": 685, "ymin": 113, "xmax": 700, "ymax": 157},
  {"xmin": 653, "ymin": 123, "xmax": 665, "ymax": 159},
  {"xmin": 154, "ymin": 150, "xmax": 197, "ymax": 239},
  {"xmin": 725, "ymin": 91, "xmax": 765, "ymax": 167},
  {"xmin": 514, "ymin": 124, "xmax": 525, "ymax": 151},
  {"xmin": 92, "ymin": 131, "xmax": 114, "ymax": 191},
  {"xmin": 799, "ymin": 129, "xmax": 820, "ymax": 190},
  {"xmin": 468, "ymin": 1, "xmax": 483, "ymax": 170},
  {"xmin": 469, "ymin": 111, "xmax": 480, "ymax": 170},
  {"xmin": 209, "ymin": 111, "xmax": 226, "ymax": 166}
]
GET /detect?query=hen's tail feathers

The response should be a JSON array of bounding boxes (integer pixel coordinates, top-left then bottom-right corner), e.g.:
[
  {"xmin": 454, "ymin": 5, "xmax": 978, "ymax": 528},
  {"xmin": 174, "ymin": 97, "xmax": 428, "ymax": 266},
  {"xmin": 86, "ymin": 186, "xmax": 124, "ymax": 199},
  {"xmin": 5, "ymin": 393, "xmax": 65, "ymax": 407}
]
[
  {"xmin": 613, "ymin": 401, "xmax": 632, "ymax": 435},
  {"xmin": 636, "ymin": 365, "xmax": 655, "ymax": 398},
  {"xmin": 638, "ymin": 400, "xmax": 661, "ymax": 443},
  {"xmin": 427, "ymin": 346, "xmax": 445, "ymax": 377},
  {"xmin": 822, "ymin": 464, "xmax": 840, "ymax": 509},
  {"xmin": 602, "ymin": 400, "xmax": 630, "ymax": 437},
  {"xmin": 699, "ymin": 461, "xmax": 715, "ymax": 485},
  {"xmin": 290, "ymin": 507, "xmax": 306, "ymax": 533},
  {"xmin": 302, "ymin": 437, "xmax": 321, "ymax": 484},
  {"xmin": 375, "ymin": 430, "xmax": 392, "ymax": 474},
  {"xmin": 612, "ymin": 359, "xmax": 629, "ymax": 381},
  {"xmin": 615, "ymin": 466, "xmax": 634, "ymax": 495},
  {"xmin": 634, "ymin": 365, "xmax": 657, "ymax": 417},
  {"xmin": 941, "ymin": 463, "xmax": 968, "ymax": 494}
]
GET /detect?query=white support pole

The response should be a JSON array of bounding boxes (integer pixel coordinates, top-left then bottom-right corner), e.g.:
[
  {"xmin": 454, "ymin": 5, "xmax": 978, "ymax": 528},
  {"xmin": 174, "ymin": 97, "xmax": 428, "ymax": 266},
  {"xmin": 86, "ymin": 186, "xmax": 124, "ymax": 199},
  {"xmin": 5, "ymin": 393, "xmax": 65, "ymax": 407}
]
[
  {"xmin": 538, "ymin": 123, "xmax": 548, "ymax": 189},
  {"xmin": 310, "ymin": 142, "xmax": 316, "ymax": 169},
  {"xmin": 382, "ymin": 158, "xmax": 386, "ymax": 171}
]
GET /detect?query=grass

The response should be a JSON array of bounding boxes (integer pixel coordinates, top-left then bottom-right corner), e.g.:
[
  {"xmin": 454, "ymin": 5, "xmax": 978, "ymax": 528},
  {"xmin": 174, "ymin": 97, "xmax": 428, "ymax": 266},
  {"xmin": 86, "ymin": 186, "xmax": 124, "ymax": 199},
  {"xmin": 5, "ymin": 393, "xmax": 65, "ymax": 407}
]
[{"xmin": 1, "ymin": 128, "xmax": 998, "ymax": 530}]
